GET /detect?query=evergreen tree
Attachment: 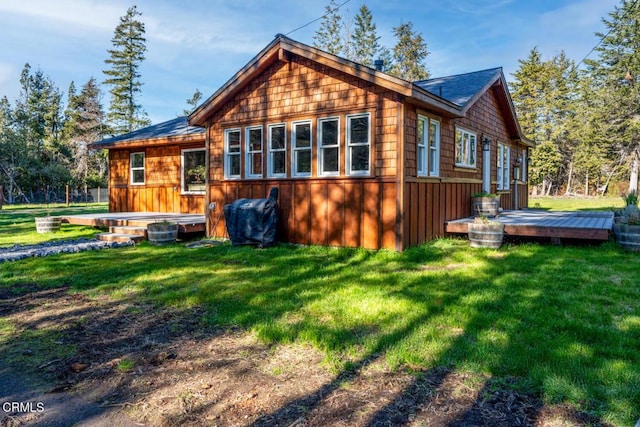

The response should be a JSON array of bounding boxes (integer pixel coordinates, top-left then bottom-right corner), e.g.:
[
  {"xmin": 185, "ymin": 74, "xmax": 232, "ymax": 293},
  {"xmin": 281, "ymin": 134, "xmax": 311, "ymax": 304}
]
[
  {"xmin": 313, "ymin": 0, "xmax": 344, "ymax": 55},
  {"xmin": 63, "ymin": 78, "xmax": 106, "ymax": 188},
  {"xmin": 0, "ymin": 96, "xmax": 26, "ymax": 203},
  {"xmin": 351, "ymin": 5, "xmax": 391, "ymax": 70},
  {"xmin": 183, "ymin": 88, "xmax": 203, "ymax": 116},
  {"xmin": 389, "ymin": 21, "xmax": 429, "ymax": 81},
  {"xmin": 103, "ymin": 5, "xmax": 150, "ymax": 135}
]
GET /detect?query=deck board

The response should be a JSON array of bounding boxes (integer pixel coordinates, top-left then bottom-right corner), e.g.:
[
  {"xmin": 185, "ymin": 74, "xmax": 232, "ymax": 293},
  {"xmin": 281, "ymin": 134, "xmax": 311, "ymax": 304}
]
[
  {"xmin": 445, "ymin": 209, "xmax": 614, "ymax": 241},
  {"xmin": 62, "ymin": 212, "xmax": 206, "ymax": 234}
]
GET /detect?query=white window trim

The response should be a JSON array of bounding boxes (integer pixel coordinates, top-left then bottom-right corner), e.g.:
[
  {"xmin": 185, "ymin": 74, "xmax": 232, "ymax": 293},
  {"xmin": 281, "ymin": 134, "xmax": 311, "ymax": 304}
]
[
  {"xmin": 224, "ymin": 128, "xmax": 241, "ymax": 180},
  {"xmin": 292, "ymin": 120, "xmax": 312, "ymax": 178},
  {"xmin": 346, "ymin": 113, "xmax": 371, "ymax": 176},
  {"xmin": 267, "ymin": 123, "xmax": 287, "ymax": 178},
  {"xmin": 417, "ymin": 116, "xmax": 427, "ymax": 177},
  {"xmin": 130, "ymin": 152, "xmax": 145, "ymax": 185},
  {"xmin": 521, "ymin": 150, "xmax": 527, "ymax": 182},
  {"xmin": 428, "ymin": 119, "xmax": 441, "ymax": 177},
  {"xmin": 455, "ymin": 127, "xmax": 477, "ymax": 169},
  {"xmin": 181, "ymin": 148, "xmax": 206, "ymax": 194},
  {"xmin": 245, "ymin": 125, "xmax": 263, "ymax": 179},
  {"xmin": 318, "ymin": 116, "xmax": 340, "ymax": 177},
  {"xmin": 497, "ymin": 143, "xmax": 510, "ymax": 190}
]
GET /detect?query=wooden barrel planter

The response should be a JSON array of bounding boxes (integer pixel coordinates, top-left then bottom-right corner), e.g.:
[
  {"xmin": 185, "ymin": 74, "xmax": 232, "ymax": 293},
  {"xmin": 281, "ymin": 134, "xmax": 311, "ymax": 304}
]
[
  {"xmin": 613, "ymin": 223, "xmax": 640, "ymax": 251},
  {"xmin": 35, "ymin": 216, "xmax": 62, "ymax": 233},
  {"xmin": 471, "ymin": 196, "xmax": 499, "ymax": 217},
  {"xmin": 147, "ymin": 222, "xmax": 178, "ymax": 245},
  {"xmin": 468, "ymin": 222, "xmax": 505, "ymax": 249}
]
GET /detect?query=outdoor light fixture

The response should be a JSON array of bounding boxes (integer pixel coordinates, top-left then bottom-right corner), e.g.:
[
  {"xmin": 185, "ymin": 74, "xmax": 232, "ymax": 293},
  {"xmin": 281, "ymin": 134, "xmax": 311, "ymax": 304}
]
[
  {"xmin": 482, "ymin": 137, "xmax": 491, "ymax": 151},
  {"xmin": 513, "ymin": 158, "xmax": 522, "ymax": 180}
]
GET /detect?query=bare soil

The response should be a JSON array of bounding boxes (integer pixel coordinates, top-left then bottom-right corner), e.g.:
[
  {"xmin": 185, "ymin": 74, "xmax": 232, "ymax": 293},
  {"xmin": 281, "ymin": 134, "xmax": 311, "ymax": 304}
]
[{"xmin": 0, "ymin": 286, "xmax": 613, "ymax": 426}]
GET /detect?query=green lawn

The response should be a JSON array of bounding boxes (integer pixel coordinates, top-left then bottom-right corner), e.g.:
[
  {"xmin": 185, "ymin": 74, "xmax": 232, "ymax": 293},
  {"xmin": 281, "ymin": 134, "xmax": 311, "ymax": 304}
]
[
  {"xmin": 529, "ymin": 196, "xmax": 624, "ymax": 211},
  {"xmin": 0, "ymin": 203, "xmax": 108, "ymax": 247},
  {"xmin": 0, "ymin": 205, "xmax": 639, "ymax": 425}
]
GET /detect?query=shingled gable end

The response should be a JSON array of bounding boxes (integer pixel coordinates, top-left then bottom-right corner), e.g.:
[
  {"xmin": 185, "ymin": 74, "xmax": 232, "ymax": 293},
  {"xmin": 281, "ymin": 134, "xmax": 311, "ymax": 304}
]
[{"xmin": 96, "ymin": 34, "xmax": 532, "ymax": 250}]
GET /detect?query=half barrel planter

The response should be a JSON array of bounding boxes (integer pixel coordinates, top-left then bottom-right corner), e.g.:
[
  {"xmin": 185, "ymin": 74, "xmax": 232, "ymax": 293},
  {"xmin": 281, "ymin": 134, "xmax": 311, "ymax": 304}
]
[
  {"xmin": 471, "ymin": 196, "xmax": 500, "ymax": 217},
  {"xmin": 35, "ymin": 216, "xmax": 62, "ymax": 233},
  {"xmin": 147, "ymin": 222, "xmax": 178, "ymax": 245},
  {"xmin": 612, "ymin": 223, "xmax": 640, "ymax": 251},
  {"xmin": 468, "ymin": 221, "xmax": 505, "ymax": 249}
]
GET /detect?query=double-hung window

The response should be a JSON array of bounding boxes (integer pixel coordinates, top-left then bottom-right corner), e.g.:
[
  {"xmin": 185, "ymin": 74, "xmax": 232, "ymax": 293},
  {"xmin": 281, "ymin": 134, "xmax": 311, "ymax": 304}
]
[
  {"xmin": 130, "ymin": 152, "xmax": 145, "ymax": 185},
  {"xmin": 318, "ymin": 117, "xmax": 340, "ymax": 176},
  {"xmin": 497, "ymin": 143, "xmax": 510, "ymax": 190},
  {"xmin": 455, "ymin": 127, "xmax": 477, "ymax": 168},
  {"xmin": 182, "ymin": 148, "xmax": 206, "ymax": 193},
  {"xmin": 292, "ymin": 121, "xmax": 312, "ymax": 177},
  {"xmin": 246, "ymin": 126, "xmax": 263, "ymax": 179},
  {"xmin": 268, "ymin": 123, "xmax": 286, "ymax": 178},
  {"xmin": 346, "ymin": 113, "xmax": 370, "ymax": 176},
  {"xmin": 224, "ymin": 128, "xmax": 241, "ymax": 179},
  {"xmin": 417, "ymin": 115, "xmax": 440, "ymax": 177}
]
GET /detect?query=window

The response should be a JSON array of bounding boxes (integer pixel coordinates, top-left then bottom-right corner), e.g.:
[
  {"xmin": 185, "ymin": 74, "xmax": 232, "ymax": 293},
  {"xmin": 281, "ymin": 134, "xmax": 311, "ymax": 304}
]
[
  {"xmin": 417, "ymin": 115, "xmax": 440, "ymax": 177},
  {"xmin": 497, "ymin": 143, "xmax": 510, "ymax": 190},
  {"xmin": 292, "ymin": 121, "xmax": 312, "ymax": 177},
  {"xmin": 130, "ymin": 152, "xmax": 145, "ymax": 185},
  {"xmin": 318, "ymin": 117, "xmax": 340, "ymax": 176},
  {"xmin": 246, "ymin": 126, "xmax": 263, "ymax": 179},
  {"xmin": 224, "ymin": 128, "xmax": 241, "ymax": 179},
  {"xmin": 268, "ymin": 123, "xmax": 286, "ymax": 178},
  {"xmin": 455, "ymin": 127, "xmax": 477, "ymax": 168},
  {"xmin": 346, "ymin": 113, "xmax": 370, "ymax": 175},
  {"xmin": 182, "ymin": 148, "xmax": 206, "ymax": 193},
  {"xmin": 521, "ymin": 149, "xmax": 527, "ymax": 182}
]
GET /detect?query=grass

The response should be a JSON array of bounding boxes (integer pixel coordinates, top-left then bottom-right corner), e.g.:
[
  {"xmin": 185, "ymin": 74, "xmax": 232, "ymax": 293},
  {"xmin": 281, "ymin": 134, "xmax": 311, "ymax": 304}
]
[
  {"xmin": 1, "ymin": 203, "xmax": 639, "ymax": 425},
  {"xmin": 0, "ymin": 203, "xmax": 108, "ymax": 247},
  {"xmin": 529, "ymin": 196, "xmax": 624, "ymax": 211}
]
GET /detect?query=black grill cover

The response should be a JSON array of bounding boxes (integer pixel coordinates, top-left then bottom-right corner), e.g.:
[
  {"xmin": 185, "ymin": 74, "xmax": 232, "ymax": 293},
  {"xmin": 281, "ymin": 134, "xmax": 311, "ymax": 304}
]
[{"xmin": 224, "ymin": 188, "xmax": 278, "ymax": 247}]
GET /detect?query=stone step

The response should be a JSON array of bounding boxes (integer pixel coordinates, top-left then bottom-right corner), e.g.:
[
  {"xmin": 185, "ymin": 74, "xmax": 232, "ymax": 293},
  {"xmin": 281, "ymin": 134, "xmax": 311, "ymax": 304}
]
[
  {"xmin": 95, "ymin": 232, "xmax": 145, "ymax": 243},
  {"xmin": 109, "ymin": 225, "xmax": 148, "ymax": 237}
]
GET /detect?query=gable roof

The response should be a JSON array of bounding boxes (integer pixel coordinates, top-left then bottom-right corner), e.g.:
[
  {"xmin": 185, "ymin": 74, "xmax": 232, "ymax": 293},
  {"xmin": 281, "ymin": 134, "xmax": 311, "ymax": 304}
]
[
  {"xmin": 415, "ymin": 67, "xmax": 503, "ymax": 110},
  {"xmin": 90, "ymin": 116, "xmax": 205, "ymax": 149}
]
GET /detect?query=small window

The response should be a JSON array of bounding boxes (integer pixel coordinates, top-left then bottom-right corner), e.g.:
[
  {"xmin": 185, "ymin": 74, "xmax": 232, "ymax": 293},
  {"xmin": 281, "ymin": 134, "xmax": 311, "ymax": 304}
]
[
  {"xmin": 268, "ymin": 123, "xmax": 286, "ymax": 178},
  {"xmin": 347, "ymin": 113, "xmax": 370, "ymax": 176},
  {"xmin": 455, "ymin": 127, "xmax": 477, "ymax": 168},
  {"xmin": 182, "ymin": 148, "xmax": 206, "ymax": 193},
  {"xmin": 417, "ymin": 115, "xmax": 440, "ymax": 177},
  {"xmin": 224, "ymin": 128, "xmax": 241, "ymax": 179},
  {"xmin": 521, "ymin": 149, "xmax": 527, "ymax": 182},
  {"xmin": 292, "ymin": 121, "xmax": 312, "ymax": 177},
  {"xmin": 318, "ymin": 117, "xmax": 340, "ymax": 176},
  {"xmin": 246, "ymin": 126, "xmax": 263, "ymax": 179},
  {"xmin": 130, "ymin": 152, "xmax": 145, "ymax": 185},
  {"xmin": 497, "ymin": 143, "xmax": 510, "ymax": 190}
]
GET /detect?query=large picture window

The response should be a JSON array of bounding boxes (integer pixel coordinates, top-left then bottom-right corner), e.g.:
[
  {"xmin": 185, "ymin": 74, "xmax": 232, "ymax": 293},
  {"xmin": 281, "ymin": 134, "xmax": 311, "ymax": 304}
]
[
  {"xmin": 292, "ymin": 121, "xmax": 312, "ymax": 177},
  {"xmin": 455, "ymin": 127, "xmax": 477, "ymax": 168},
  {"xmin": 246, "ymin": 126, "xmax": 263, "ymax": 179},
  {"xmin": 224, "ymin": 128, "xmax": 241, "ymax": 179},
  {"xmin": 268, "ymin": 123, "xmax": 286, "ymax": 178},
  {"xmin": 318, "ymin": 117, "xmax": 340, "ymax": 176},
  {"xmin": 497, "ymin": 143, "xmax": 510, "ymax": 190},
  {"xmin": 417, "ymin": 115, "xmax": 440, "ymax": 177},
  {"xmin": 182, "ymin": 148, "xmax": 206, "ymax": 193},
  {"xmin": 346, "ymin": 113, "xmax": 370, "ymax": 176},
  {"xmin": 130, "ymin": 152, "xmax": 145, "ymax": 185}
]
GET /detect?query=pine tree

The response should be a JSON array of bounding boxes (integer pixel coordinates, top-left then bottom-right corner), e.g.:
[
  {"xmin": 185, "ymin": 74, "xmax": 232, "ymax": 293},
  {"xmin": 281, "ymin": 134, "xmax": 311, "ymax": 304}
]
[
  {"xmin": 0, "ymin": 96, "xmax": 26, "ymax": 203},
  {"xmin": 389, "ymin": 22, "xmax": 429, "ymax": 81},
  {"xmin": 183, "ymin": 89, "xmax": 203, "ymax": 116},
  {"xmin": 351, "ymin": 5, "xmax": 391, "ymax": 70},
  {"xmin": 313, "ymin": 0, "xmax": 344, "ymax": 55},
  {"xmin": 103, "ymin": 5, "xmax": 150, "ymax": 135}
]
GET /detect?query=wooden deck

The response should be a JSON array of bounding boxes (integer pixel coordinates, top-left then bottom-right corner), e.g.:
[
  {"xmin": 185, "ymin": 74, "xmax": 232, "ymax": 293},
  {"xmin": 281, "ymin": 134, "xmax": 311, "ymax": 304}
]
[
  {"xmin": 62, "ymin": 212, "xmax": 206, "ymax": 234},
  {"xmin": 445, "ymin": 210, "xmax": 615, "ymax": 241}
]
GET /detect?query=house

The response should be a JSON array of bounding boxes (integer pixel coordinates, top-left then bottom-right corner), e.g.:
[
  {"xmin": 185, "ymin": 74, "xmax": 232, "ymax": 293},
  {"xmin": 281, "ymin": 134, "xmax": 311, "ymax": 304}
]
[
  {"xmin": 91, "ymin": 116, "xmax": 207, "ymax": 214},
  {"xmin": 95, "ymin": 34, "xmax": 533, "ymax": 250}
]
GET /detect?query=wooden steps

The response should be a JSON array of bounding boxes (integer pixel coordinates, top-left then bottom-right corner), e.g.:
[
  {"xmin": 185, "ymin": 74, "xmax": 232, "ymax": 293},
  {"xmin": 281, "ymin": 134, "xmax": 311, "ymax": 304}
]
[{"xmin": 95, "ymin": 226, "xmax": 147, "ymax": 243}]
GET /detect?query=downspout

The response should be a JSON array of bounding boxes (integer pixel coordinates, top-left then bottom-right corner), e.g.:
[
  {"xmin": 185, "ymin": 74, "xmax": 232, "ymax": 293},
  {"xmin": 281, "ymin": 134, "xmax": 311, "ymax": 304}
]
[
  {"xmin": 205, "ymin": 124, "xmax": 212, "ymax": 237},
  {"xmin": 397, "ymin": 97, "xmax": 406, "ymax": 251}
]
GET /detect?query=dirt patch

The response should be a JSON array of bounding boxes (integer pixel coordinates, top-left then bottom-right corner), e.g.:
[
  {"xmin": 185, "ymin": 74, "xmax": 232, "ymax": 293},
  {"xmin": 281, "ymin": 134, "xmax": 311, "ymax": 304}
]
[{"xmin": 0, "ymin": 286, "xmax": 613, "ymax": 426}]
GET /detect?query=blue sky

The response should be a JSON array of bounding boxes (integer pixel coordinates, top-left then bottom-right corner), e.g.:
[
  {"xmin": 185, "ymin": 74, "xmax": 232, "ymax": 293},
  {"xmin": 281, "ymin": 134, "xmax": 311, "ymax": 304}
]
[{"xmin": 0, "ymin": 0, "xmax": 620, "ymax": 124}]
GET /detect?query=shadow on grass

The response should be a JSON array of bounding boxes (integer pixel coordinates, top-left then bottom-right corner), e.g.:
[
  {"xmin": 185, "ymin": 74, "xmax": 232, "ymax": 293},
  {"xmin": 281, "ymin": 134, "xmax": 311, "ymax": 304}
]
[{"xmin": 0, "ymin": 239, "xmax": 638, "ymax": 425}]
